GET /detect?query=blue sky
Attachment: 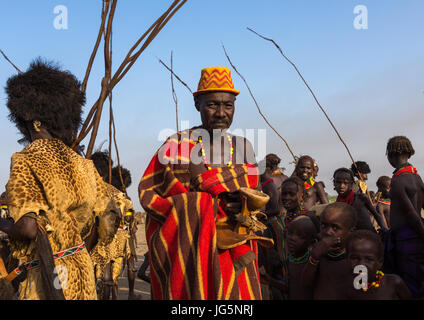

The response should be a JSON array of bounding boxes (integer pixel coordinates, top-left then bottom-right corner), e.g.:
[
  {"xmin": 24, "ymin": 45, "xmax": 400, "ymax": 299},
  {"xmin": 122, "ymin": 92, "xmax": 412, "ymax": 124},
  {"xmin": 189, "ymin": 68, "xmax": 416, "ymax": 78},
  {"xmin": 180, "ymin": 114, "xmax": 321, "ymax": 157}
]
[{"xmin": 1, "ymin": 1, "xmax": 423, "ymax": 210}]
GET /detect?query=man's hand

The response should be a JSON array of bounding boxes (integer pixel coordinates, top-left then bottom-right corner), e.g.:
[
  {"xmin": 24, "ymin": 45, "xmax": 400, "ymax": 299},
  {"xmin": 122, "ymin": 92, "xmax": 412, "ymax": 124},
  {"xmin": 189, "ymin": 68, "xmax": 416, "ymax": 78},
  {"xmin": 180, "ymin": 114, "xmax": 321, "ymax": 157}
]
[
  {"xmin": 219, "ymin": 191, "xmax": 242, "ymax": 223},
  {"xmin": 311, "ymin": 237, "xmax": 340, "ymax": 260}
]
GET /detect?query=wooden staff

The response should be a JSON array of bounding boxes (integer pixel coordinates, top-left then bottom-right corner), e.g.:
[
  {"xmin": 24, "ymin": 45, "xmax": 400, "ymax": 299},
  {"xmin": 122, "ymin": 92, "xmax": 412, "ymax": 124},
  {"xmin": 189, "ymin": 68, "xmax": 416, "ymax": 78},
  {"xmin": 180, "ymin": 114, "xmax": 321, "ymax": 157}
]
[{"xmin": 222, "ymin": 43, "xmax": 297, "ymax": 162}]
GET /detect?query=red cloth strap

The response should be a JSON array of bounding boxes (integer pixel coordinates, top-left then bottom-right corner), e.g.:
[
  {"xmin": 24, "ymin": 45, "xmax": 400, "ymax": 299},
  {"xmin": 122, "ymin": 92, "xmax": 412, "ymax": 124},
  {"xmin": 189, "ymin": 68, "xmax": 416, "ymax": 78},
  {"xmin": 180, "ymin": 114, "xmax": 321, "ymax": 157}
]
[
  {"xmin": 393, "ymin": 165, "xmax": 417, "ymax": 178},
  {"xmin": 261, "ymin": 178, "xmax": 274, "ymax": 189},
  {"xmin": 337, "ymin": 190, "xmax": 355, "ymax": 206}
]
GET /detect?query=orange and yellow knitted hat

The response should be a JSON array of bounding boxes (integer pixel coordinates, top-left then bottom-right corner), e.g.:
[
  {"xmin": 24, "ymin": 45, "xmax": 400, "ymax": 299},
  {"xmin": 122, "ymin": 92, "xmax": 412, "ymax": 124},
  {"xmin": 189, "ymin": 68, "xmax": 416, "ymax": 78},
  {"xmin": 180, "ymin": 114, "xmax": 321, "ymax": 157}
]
[{"xmin": 193, "ymin": 66, "xmax": 240, "ymax": 97}]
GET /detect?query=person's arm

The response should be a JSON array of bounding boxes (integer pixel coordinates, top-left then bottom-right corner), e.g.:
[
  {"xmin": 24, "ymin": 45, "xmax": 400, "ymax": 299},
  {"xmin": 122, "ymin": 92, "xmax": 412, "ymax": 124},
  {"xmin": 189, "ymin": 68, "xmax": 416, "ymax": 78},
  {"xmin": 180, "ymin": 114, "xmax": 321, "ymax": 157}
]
[
  {"xmin": 392, "ymin": 176, "xmax": 424, "ymax": 239},
  {"xmin": 301, "ymin": 237, "xmax": 337, "ymax": 289},
  {"xmin": 376, "ymin": 203, "xmax": 389, "ymax": 229},
  {"xmin": 0, "ymin": 214, "xmax": 37, "ymax": 241},
  {"xmin": 394, "ymin": 275, "xmax": 412, "ymax": 300},
  {"xmin": 262, "ymin": 182, "xmax": 280, "ymax": 217},
  {"xmin": 361, "ymin": 194, "xmax": 388, "ymax": 230},
  {"xmin": 315, "ymin": 182, "xmax": 329, "ymax": 204}
]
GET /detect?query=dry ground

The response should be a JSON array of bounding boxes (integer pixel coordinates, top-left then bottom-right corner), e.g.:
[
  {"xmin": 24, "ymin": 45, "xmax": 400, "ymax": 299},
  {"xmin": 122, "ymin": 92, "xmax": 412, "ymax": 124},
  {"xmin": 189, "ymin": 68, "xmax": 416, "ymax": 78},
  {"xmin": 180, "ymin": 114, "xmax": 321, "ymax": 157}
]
[{"xmin": 117, "ymin": 218, "xmax": 151, "ymax": 300}]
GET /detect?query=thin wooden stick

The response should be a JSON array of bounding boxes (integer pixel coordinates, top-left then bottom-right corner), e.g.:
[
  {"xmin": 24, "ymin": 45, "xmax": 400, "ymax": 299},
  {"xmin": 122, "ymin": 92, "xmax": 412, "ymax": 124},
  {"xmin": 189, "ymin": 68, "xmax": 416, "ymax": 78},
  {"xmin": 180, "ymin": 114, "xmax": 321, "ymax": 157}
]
[
  {"xmin": 0, "ymin": 49, "xmax": 22, "ymax": 74},
  {"xmin": 81, "ymin": 0, "xmax": 109, "ymax": 93},
  {"xmin": 158, "ymin": 58, "xmax": 193, "ymax": 94},
  {"xmin": 171, "ymin": 51, "xmax": 179, "ymax": 132},
  {"xmin": 247, "ymin": 27, "xmax": 373, "ymax": 200},
  {"xmin": 111, "ymin": 0, "xmax": 187, "ymax": 86},
  {"xmin": 107, "ymin": 14, "xmax": 114, "ymax": 185},
  {"xmin": 222, "ymin": 43, "xmax": 297, "ymax": 162},
  {"xmin": 247, "ymin": 28, "xmax": 358, "ymax": 165},
  {"xmin": 85, "ymin": 0, "xmax": 117, "ymax": 157},
  {"xmin": 75, "ymin": 0, "xmax": 187, "ymax": 156}
]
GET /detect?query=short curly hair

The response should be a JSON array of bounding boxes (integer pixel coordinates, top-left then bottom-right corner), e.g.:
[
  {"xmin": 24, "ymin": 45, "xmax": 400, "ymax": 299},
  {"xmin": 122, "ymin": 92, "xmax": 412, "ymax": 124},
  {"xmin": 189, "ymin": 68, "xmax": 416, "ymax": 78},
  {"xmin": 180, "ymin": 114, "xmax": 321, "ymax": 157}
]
[
  {"xmin": 5, "ymin": 58, "xmax": 85, "ymax": 146},
  {"xmin": 265, "ymin": 153, "xmax": 281, "ymax": 171},
  {"xmin": 281, "ymin": 176, "xmax": 304, "ymax": 192},
  {"xmin": 351, "ymin": 161, "xmax": 371, "ymax": 177},
  {"xmin": 111, "ymin": 166, "xmax": 132, "ymax": 192},
  {"xmin": 386, "ymin": 136, "xmax": 415, "ymax": 158},
  {"xmin": 333, "ymin": 167, "xmax": 355, "ymax": 182},
  {"xmin": 346, "ymin": 229, "xmax": 384, "ymax": 260},
  {"xmin": 376, "ymin": 176, "xmax": 391, "ymax": 190}
]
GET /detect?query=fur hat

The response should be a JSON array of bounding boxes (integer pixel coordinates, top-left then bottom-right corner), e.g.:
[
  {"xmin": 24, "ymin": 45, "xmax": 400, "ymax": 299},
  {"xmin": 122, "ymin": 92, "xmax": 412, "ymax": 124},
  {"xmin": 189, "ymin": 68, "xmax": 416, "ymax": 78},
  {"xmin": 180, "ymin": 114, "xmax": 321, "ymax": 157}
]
[{"xmin": 5, "ymin": 58, "xmax": 85, "ymax": 146}]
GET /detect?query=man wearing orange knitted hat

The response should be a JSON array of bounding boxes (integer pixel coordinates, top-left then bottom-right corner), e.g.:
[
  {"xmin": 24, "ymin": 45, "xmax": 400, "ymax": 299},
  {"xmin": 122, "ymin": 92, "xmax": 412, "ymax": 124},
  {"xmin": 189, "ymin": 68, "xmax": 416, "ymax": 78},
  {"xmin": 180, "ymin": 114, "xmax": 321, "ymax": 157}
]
[{"xmin": 138, "ymin": 66, "xmax": 271, "ymax": 300}]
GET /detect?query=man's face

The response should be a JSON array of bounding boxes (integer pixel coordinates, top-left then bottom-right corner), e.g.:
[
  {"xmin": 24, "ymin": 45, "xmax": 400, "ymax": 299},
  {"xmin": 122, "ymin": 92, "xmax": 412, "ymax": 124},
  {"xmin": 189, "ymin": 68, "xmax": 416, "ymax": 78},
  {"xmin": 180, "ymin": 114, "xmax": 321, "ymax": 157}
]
[
  {"xmin": 348, "ymin": 239, "xmax": 382, "ymax": 281},
  {"xmin": 320, "ymin": 208, "xmax": 353, "ymax": 251},
  {"xmin": 281, "ymin": 182, "xmax": 303, "ymax": 211},
  {"xmin": 297, "ymin": 159, "xmax": 314, "ymax": 181},
  {"xmin": 334, "ymin": 171, "xmax": 353, "ymax": 196},
  {"xmin": 195, "ymin": 91, "xmax": 235, "ymax": 132}
]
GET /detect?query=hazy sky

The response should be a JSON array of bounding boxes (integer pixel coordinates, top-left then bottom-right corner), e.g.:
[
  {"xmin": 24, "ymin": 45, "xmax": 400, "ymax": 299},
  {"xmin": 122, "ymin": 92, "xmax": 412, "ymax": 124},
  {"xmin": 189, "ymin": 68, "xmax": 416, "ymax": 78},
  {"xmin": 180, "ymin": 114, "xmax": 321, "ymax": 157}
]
[{"xmin": 1, "ymin": 1, "xmax": 423, "ymax": 210}]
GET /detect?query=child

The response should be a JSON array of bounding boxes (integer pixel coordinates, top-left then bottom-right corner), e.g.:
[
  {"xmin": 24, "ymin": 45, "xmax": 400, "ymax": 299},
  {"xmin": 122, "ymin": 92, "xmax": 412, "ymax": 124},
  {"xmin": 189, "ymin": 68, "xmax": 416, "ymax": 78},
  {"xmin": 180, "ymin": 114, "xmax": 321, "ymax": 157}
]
[
  {"xmin": 286, "ymin": 215, "xmax": 318, "ymax": 300},
  {"xmin": 302, "ymin": 202, "xmax": 357, "ymax": 299},
  {"xmin": 385, "ymin": 136, "xmax": 424, "ymax": 298},
  {"xmin": 292, "ymin": 156, "xmax": 329, "ymax": 210},
  {"xmin": 260, "ymin": 177, "xmax": 316, "ymax": 299},
  {"xmin": 351, "ymin": 161, "xmax": 371, "ymax": 194},
  {"xmin": 376, "ymin": 176, "xmax": 391, "ymax": 228},
  {"xmin": 333, "ymin": 168, "xmax": 388, "ymax": 233},
  {"xmin": 346, "ymin": 229, "xmax": 411, "ymax": 299}
]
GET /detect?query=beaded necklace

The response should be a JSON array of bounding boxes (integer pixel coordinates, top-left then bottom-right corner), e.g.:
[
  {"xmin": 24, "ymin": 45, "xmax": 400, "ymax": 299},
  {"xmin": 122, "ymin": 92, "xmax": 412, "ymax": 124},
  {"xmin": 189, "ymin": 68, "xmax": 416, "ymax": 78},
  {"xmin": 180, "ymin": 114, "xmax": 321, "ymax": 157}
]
[
  {"xmin": 327, "ymin": 248, "xmax": 346, "ymax": 259},
  {"xmin": 198, "ymin": 133, "xmax": 233, "ymax": 170},
  {"xmin": 284, "ymin": 203, "xmax": 306, "ymax": 227},
  {"xmin": 362, "ymin": 270, "xmax": 384, "ymax": 292},
  {"xmin": 289, "ymin": 249, "xmax": 310, "ymax": 264}
]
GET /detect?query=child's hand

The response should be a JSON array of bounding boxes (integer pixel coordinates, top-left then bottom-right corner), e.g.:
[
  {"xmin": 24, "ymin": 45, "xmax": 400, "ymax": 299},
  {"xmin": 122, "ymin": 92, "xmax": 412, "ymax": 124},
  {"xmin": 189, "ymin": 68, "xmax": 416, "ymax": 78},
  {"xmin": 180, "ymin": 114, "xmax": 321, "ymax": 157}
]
[{"xmin": 311, "ymin": 236, "xmax": 340, "ymax": 260}]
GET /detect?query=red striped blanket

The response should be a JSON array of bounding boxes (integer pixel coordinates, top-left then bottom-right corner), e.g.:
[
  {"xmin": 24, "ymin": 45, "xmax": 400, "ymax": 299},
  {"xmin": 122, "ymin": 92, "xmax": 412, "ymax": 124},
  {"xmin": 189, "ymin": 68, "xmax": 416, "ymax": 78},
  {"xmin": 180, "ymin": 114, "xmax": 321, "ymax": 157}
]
[{"xmin": 138, "ymin": 129, "xmax": 262, "ymax": 300}]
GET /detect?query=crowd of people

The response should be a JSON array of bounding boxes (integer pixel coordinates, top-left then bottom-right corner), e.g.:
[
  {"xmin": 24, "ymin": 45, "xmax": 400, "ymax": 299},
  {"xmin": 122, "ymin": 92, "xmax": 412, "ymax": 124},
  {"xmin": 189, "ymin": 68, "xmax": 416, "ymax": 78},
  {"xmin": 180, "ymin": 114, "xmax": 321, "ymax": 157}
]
[
  {"xmin": 0, "ymin": 61, "xmax": 422, "ymax": 300},
  {"xmin": 258, "ymin": 146, "xmax": 423, "ymax": 300}
]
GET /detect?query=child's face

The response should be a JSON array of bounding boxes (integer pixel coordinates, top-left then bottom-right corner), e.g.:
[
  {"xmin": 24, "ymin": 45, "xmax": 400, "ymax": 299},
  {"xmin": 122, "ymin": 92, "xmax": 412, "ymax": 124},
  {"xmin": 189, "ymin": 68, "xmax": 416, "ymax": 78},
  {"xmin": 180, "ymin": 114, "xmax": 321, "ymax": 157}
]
[
  {"xmin": 333, "ymin": 172, "xmax": 353, "ymax": 196},
  {"xmin": 348, "ymin": 239, "xmax": 383, "ymax": 280},
  {"xmin": 287, "ymin": 220, "xmax": 312, "ymax": 255},
  {"xmin": 379, "ymin": 179, "xmax": 391, "ymax": 198},
  {"xmin": 281, "ymin": 182, "xmax": 303, "ymax": 211},
  {"xmin": 297, "ymin": 159, "xmax": 314, "ymax": 181},
  {"xmin": 320, "ymin": 208, "xmax": 353, "ymax": 251}
]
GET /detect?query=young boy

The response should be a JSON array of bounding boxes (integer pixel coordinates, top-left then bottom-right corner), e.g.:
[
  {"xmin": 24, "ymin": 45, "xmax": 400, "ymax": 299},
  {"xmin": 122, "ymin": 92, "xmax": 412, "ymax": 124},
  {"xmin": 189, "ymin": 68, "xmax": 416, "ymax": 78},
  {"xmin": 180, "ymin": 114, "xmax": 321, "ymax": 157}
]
[
  {"xmin": 292, "ymin": 155, "xmax": 329, "ymax": 210},
  {"xmin": 376, "ymin": 176, "xmax": 391, "ymax": 228},
  {"xmin": 260, "ymin": 177, "xmax": 316, "ymax": 299},
  {"xmin": 286, "ymin": 215, "xmax": 318, "ymax": 300},
  {"xmin": 346, "ymin": 230, "xmax": 411, "ymax": 299},
  {"xmin": 302, "ymin": 202, "xmax": 357, "ymax": 299},
  {"xmin": 333, "ymin": 168, "xmax": 388, "ymax": 233},
  {"xmin": 385, "ymin": 136, "xmax": 424, "ymax": 298}
]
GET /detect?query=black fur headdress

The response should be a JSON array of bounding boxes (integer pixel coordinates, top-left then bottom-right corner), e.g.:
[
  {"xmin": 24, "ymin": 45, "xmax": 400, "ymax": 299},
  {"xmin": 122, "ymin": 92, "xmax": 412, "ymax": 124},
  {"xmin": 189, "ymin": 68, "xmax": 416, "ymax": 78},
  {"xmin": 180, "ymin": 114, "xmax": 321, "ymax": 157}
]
[
  {"xmin": 111, "ymin": 166, "xmax": 132, "ymax": 192},
  {"xmin": 5, "ymin": 58, "xmax": 85, "ymax": 146}
]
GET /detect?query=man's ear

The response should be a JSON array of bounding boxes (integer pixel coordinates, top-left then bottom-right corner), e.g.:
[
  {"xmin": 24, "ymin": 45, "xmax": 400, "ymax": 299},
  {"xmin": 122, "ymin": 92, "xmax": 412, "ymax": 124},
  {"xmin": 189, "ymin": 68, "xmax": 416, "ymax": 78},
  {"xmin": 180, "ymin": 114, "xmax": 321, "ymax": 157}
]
[{"xmin": 194, "ymin": 96, "xmax": 201, "ymax": 111}]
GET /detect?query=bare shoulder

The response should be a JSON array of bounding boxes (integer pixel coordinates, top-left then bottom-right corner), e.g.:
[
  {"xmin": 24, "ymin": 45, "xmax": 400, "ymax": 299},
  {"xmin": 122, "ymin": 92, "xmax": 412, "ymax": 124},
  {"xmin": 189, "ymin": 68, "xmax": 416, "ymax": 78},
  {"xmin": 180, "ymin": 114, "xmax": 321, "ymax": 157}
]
[
  {"xmin": 384, "ymin": 273, "xmax": 402, "ymax": 285},
  {"xmin": 314, "ymin": 181, "xmax": 326, "ymax": 189}
]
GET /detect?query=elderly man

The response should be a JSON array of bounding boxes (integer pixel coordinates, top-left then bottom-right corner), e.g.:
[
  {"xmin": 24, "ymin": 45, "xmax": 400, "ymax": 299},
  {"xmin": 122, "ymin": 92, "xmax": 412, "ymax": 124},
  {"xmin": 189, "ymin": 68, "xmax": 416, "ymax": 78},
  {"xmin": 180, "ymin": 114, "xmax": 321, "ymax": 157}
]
[{"xmin": 139, "ymin": 66, "xmax": 271, "ymax": 300}]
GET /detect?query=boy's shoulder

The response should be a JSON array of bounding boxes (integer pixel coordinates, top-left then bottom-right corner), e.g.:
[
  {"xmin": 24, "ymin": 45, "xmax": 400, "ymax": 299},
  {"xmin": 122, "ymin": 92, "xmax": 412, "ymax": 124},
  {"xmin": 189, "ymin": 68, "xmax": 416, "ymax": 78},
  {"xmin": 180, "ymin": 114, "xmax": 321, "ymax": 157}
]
[{"xmin": 383, "ymin": 273, "xmax": 404, "ymax": 286}]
